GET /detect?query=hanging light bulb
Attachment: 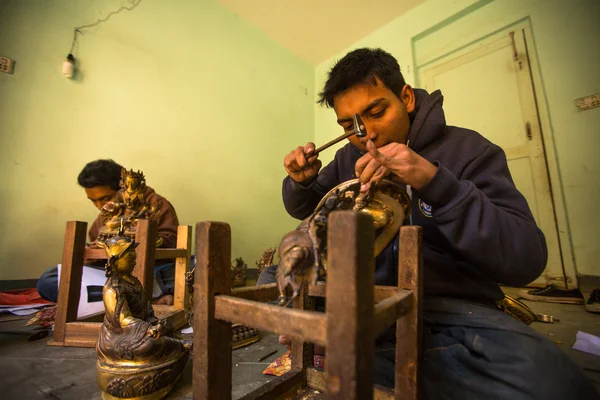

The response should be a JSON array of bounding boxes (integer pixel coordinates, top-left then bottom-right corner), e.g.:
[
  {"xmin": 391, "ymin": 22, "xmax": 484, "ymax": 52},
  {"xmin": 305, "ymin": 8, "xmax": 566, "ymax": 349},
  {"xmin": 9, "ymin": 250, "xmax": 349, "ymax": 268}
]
[{"xmin": 62, "ymin": 54, "xmax": 75, "ymax": 79}]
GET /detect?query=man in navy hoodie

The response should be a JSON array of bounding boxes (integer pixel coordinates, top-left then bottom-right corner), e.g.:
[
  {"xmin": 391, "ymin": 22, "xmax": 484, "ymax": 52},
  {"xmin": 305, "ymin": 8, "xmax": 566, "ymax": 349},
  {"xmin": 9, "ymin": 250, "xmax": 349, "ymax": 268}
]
[{"xmin": 266, "ymin": 48, "xmax": 598, "ymax": 399}]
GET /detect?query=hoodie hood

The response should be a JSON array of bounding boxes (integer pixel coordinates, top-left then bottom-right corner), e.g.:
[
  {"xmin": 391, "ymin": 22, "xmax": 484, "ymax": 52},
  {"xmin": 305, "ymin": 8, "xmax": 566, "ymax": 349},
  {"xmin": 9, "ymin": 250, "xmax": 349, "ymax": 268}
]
[{"xmin": 406, "ymin": 89, "xmax": 446, "ymax": 152}]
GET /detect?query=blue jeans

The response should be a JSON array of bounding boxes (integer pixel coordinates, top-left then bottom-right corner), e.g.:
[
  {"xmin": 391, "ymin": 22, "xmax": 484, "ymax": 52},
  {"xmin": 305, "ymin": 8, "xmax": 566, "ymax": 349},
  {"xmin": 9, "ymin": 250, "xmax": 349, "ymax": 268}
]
[
  {"xmin": 257, "ymin": 266, "xmax": 599, "ymax": 399},
  {"xmin": 37, "ymin": 262, "xmax": 176, "ymax": 303}
]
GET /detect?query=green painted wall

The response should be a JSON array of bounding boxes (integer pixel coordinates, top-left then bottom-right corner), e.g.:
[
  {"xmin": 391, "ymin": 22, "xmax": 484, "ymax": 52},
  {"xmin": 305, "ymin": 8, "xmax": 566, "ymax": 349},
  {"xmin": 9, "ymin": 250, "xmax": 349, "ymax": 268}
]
[
  {"xmin": 314, "ymin": 0, "xmax": 600, "ymax": 276},
  {"xmin": 0, "ymin": 0, "xmax": 314, "ymax": 280}
]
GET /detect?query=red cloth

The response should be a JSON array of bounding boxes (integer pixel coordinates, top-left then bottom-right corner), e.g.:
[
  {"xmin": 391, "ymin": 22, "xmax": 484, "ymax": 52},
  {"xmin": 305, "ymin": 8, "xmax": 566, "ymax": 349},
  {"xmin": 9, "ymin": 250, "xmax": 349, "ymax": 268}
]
[{"xmin": 0, "ymin": 288, "xmax": 54, "ymax": 306}]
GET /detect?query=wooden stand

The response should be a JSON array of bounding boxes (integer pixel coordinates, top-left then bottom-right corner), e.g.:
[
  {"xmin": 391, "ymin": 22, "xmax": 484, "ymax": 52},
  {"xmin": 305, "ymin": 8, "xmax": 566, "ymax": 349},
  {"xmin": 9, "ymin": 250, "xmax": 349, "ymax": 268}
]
[
  {"xmin": 48, "ymin": 219, "xmax": 192, "ymax": 347},
  {"xmin": 193, "ymin": 211, "xmax": 423, "ymax": 400}
]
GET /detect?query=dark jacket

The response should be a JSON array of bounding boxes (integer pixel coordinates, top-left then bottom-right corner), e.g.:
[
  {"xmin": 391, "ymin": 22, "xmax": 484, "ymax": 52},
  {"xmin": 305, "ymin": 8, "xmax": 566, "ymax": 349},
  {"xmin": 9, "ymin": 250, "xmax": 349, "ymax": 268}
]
[{"xmin": 282, "ymin": 89, "xmax": 547, "ymax": 303}]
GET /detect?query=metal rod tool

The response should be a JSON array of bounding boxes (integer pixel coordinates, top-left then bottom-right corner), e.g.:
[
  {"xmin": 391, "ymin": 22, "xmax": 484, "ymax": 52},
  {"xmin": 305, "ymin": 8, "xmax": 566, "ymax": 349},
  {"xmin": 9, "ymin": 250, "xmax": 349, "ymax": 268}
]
[{"xmin": 310, "ymin": 114, "xmax": 367, "ymax": 157}]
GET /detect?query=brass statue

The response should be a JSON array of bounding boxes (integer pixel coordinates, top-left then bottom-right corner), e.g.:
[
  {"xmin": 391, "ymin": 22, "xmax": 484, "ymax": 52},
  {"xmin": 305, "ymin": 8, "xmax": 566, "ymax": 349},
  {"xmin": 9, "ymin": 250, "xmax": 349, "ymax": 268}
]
[
  {"xmin": 96, "ymin": 225, "xmax": 190, "ymax": 400},
  {"xmin": 231, "ymin": 257, "xmax": 248, "ymax": 287},
  {"xmin": 256, "ymin": 247, "xmax": 276, "ymax": 277},
  {"xmin": 96, "ymin": 169, "xmax": 161, "ymax": 248},
  {"xmin": 276, "ymin": 179, "xmax": 411, "ymax": 307}
]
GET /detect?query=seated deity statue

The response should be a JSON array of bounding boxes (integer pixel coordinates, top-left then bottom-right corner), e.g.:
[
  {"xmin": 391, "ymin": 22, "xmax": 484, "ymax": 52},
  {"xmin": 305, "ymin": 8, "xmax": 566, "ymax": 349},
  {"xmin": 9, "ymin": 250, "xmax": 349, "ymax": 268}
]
[{"xmin": 96, "ymin": 227, "xmax": 190, "ymax": 400}]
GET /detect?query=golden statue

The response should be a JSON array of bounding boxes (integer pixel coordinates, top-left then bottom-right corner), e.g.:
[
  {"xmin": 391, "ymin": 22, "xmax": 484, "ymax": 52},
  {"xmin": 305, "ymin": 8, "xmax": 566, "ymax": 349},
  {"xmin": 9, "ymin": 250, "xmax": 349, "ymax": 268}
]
[
  {"xmin": 96, "ymin": 169, "xmax": 162, "ymax": 248},
  {"xmin": 276, "ymin": 179, "xmax": 411, "ymax": 306},
  {"xmin": 96, "ymin": 226, "xmax": 190, "ymax": 400},
  {"xmin": 256, "ymin": 247, "xmax": 276, "ymax": 277},
  {"xmin": 231, "ymin": 257, "xmax": 248, "ymax": 287}
]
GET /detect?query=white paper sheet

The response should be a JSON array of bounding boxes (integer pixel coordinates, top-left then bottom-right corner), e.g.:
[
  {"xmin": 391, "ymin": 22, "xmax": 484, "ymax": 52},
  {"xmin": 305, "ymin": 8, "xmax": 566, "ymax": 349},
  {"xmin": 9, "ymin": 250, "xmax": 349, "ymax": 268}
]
[
  {"xmin": 572, "ymin": 331, "xmax": 600, "ymax": 357},
  {"xmin": 57, "ymin": 264, "xmax": 107, "ymax": 319},
  {"xmin": 0, "ymin": 304, "xmax": 53, "ymax": 315}
]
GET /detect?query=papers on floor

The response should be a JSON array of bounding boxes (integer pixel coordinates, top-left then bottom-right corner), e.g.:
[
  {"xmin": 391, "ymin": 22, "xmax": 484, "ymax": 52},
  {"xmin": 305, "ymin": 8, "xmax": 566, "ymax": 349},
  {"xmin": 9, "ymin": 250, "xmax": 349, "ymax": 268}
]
[
  {"xmin": 0, "ymin": 304, "xmax": 51, "ymax": 316},
  {"xmin": 572, "ymin": 331, "xmax": 600, "ymax": 357}
]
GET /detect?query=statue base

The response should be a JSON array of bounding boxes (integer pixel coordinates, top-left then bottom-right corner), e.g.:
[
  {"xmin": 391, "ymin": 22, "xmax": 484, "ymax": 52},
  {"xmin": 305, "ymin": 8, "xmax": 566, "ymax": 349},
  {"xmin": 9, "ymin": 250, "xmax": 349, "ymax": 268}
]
[{"xmin": 97, "ymin": 350, "xmax": 189, "ymax": 400}]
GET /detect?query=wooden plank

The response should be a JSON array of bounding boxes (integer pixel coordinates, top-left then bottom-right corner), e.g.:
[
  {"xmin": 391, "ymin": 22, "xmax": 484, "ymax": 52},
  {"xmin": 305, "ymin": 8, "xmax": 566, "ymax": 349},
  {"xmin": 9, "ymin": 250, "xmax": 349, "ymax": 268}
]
[
  {"xmin": 51, "ymin": 221, "xmax": 87, "ymax": 345},
  {"xmin": 373, "ymin": 290, "xmax": 414, "ymax": 338},
  {"xmin": 306, "ymin": 368, "xmax": 393, "ymax": 400},
  {"xmin": 326, "ymin": 211, "xmax": 375, "ymax": 400},
  {"xmin": 134, "ymin": 219, "xmax": 157, "ymax": 298},
  {"xmin": 153, "ymin": 307, "xmax": 188, "ymax": 330},
  {"xmin": 84, "ymin": 248, "xmax": 107, "ymax": 260},
  {"xmin": 374, "ymin": 286, "xmax": 401, "ymax": 303},
  {"xmin": 193, "ymin": 222, "xmax": 232, "ymax": 400},
  {"xmin": 238, "ymin": 370, "xmax": 303, "ymax": 400},
  {"xmin": 395, "ymin": 226, "xmax": 423, "ymax": 400},
  {"xmin": 48, "ymin": 321, "xmax": 100, "ymax": 347},
  {"xmin": 231, "ymin": 283, "xmax": 279, "ymax": 302},
  {"xmin": 309, "ymin": 282, "xmax": 400, "ymax": 303},
  {"xmin": 306, "ymin": 367, "xmax": 326, "ymax": 391},
  {"xmin": 89, "ymin": 247, "xmax": 189, "ymax": 262},
  {"xmin": 155, "ymin": 248, "xmax": 188, "ymax": 259},
  {"xmin": 374, "ymin": 385, "xmax": 395, "ymax": 400},
  {"xmin": 214, "ymin": 296, "xmax": 327, "ymax": 347},
  {"xmin": 173, "ymin": 225, "xmax": 192, "ymax": 310},
  {"xmin": 49, "ymin": 306, "xmax": 190, "ymax": 348}
]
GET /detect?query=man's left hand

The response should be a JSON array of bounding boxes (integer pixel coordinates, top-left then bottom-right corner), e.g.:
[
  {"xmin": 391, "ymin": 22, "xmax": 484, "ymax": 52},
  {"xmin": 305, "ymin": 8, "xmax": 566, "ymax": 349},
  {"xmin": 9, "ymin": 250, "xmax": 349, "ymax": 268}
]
[{"xmin": 355, "ymin": 140, "xmax": 438, "ymax": 192}]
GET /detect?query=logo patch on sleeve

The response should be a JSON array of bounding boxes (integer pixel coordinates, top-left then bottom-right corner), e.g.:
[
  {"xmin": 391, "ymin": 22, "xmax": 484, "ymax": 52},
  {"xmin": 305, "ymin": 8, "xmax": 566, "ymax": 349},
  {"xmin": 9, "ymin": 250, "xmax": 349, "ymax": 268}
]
[{"xmin": 418, "ymin": 199, "xmax": 433, "ymax": 218}]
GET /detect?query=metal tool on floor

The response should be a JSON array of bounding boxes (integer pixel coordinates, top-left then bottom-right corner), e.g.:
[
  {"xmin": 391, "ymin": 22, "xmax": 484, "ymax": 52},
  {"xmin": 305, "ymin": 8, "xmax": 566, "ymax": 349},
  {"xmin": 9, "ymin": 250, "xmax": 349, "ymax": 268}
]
[{"xmin": 535, "ymin": 313, "xmax": 559, "ymax": 323}]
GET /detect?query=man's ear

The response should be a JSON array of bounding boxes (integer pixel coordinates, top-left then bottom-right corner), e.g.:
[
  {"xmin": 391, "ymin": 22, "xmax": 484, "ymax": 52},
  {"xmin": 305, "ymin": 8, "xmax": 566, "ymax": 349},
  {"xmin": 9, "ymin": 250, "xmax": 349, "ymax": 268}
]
[{"xmin": 401, "ymin": 85, "xmax": 415, "ymax": 113}]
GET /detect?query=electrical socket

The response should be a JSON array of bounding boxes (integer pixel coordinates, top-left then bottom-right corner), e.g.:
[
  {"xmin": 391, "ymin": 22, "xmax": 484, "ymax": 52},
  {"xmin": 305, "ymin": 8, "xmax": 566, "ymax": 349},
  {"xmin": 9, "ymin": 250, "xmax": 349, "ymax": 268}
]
[{"xmin": 0, "ymin": 56, "xmax": 15, "ymax": 74}]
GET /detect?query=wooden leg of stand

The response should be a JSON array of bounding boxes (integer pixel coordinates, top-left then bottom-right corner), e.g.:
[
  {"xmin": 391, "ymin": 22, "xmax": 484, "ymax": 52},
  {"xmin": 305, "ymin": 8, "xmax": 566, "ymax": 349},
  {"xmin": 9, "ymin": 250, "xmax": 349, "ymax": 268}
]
[
  {"xmin": 134, "ymin": 219, "xmax": 157, "ymax": 300},
  {"xmin": 193, "ymin": 222, "xmax": 232, "ymax": 400},
  {"xmin": 53, "ymin": 221, "xmax": 87, "ymax": 344},
  {"xmin": 395, "ymin": 226, "xmax": 423, "ymax": 400},
  {"xmin": 174, "ymin": 225, "xmax": 192, "ymax": 311},
  {"xmin": 291, "ymin": 283, "xmax": 315, "ymax": 384},
  {"xmin": 326, "ymin": 211, "xmax": 375, "ymax": 400}
]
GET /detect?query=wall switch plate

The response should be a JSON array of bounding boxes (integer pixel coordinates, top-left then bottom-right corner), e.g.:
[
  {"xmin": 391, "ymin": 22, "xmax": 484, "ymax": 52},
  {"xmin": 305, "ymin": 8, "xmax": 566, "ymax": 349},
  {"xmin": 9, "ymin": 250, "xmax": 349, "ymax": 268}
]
[
  {"xmin": 0, "ymin": 56, "xmax": 15, "ymax": 74},
  {"xmin": 574, "ymin": 93, "xmax": 600, "ymax": 111}
]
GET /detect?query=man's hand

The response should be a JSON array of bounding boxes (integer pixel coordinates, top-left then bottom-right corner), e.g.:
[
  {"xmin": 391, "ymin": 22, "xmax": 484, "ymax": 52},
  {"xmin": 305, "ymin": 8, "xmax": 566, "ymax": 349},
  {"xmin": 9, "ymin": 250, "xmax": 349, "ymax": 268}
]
[
  {"xmin": 355, "ymin": 140, "xmax": 437, "ymax": 192},
  {"xmin": 284, "ymin": 142, "xmax": 322, "ymax": 184}
]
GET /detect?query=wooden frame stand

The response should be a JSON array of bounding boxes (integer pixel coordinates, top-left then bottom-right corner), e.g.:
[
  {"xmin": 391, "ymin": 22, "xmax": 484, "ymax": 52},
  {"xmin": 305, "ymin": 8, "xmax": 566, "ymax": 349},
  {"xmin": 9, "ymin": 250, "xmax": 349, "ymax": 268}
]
[
  {"xmin": 49, "ymin": 219, "xmax": 192, "ymax": 347},
  {"xmin": 193, "ymin": 211, "xmax": 423, "ymax": 399}
]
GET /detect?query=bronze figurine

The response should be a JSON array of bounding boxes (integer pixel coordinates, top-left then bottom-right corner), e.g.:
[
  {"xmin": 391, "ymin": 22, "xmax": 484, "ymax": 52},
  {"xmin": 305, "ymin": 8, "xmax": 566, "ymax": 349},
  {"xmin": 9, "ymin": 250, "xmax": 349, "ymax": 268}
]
[
  {"xmin": 255, "ymin": 247, "xmax": 276, "ymax": 277},
  {"xmin": 231, "ymin": 257, "xmax": 248, "ymax": 287},
  {"xmin": 276, "ymin": 179, "xmax": 411, "ymax": 307},
  {"xmin": 96, "ymin": 169, "xmax": 161, "ymax": 248},
  {"xmin": 96, "ymin": 225, "xmax": 190, "ymax": 400}
]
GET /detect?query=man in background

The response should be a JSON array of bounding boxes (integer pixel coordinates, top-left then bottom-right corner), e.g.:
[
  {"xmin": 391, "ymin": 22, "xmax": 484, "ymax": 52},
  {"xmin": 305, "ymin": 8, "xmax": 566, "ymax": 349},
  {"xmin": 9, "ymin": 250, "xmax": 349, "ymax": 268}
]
[{"xmin": 36, "ymin": 159, "xmax": 178, "ymax": 306}]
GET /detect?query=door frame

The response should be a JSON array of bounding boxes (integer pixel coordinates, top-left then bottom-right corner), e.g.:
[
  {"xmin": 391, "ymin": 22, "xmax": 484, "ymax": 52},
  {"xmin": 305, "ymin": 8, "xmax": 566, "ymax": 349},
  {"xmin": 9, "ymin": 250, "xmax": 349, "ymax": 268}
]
[{"xmin": 413, "ymin": 18, "xmax": 577, "ymax": 288}]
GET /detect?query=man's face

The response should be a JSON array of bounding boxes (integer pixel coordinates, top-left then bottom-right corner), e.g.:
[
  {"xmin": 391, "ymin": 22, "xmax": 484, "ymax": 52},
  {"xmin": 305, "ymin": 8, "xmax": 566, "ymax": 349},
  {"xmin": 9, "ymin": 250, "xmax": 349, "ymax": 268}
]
[
  {"xmin": 85, "ymin": 186, "xmax": 117, "ymax": 210},
  {"xmin": 333, "ymin": 79, "xmax": 415, "ymax": 152}
]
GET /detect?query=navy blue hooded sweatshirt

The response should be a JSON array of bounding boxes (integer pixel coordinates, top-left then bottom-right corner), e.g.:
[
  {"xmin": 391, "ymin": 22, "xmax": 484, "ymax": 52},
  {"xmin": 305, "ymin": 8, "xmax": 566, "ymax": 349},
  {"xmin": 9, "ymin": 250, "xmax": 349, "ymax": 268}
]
[{"xmin": 282, "ymin": 89, "xmax": 547, "ymax": 304}]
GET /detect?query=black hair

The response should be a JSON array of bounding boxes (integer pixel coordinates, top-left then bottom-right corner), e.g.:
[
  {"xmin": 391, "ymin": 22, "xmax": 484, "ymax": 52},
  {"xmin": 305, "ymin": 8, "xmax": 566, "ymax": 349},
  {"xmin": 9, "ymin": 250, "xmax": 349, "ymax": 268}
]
[
  {"xmin": 317, "ymin": 48, "xmax": 406, "ymax": 108},
  {"xmin": 77, "ymin": 159, "xmax": 123, "ymax": 191}
]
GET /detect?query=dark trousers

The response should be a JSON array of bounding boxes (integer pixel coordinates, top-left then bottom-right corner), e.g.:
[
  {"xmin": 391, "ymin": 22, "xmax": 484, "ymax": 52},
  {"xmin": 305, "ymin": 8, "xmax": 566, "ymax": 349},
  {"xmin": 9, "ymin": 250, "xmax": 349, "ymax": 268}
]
[{"xmin": 257, "ymin": 265, "xmax": 599, "ymax": 399}]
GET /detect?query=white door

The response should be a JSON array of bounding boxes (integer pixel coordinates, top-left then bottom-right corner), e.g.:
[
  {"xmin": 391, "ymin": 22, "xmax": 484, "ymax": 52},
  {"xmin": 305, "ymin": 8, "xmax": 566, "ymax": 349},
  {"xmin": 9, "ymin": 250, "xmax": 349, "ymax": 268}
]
[{"xmin": 420, "ymin": 28, "xmax": 568, "ymax": 288}]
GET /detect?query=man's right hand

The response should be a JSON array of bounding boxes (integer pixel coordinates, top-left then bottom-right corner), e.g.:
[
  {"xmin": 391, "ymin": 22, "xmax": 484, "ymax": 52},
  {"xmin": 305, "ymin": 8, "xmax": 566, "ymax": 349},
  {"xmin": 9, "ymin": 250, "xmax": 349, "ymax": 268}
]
[{"xmin": 283, "ymin": 142, "xmax": 322, "ymax": 184}]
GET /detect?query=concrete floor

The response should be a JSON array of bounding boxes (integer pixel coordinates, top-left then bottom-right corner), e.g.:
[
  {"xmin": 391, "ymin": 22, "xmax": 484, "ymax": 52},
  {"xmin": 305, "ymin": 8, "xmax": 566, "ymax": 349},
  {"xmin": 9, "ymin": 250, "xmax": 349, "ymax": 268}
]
[{"xmin": 0, "ymin": 292, "xmax": 599, "ymax": 399}]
